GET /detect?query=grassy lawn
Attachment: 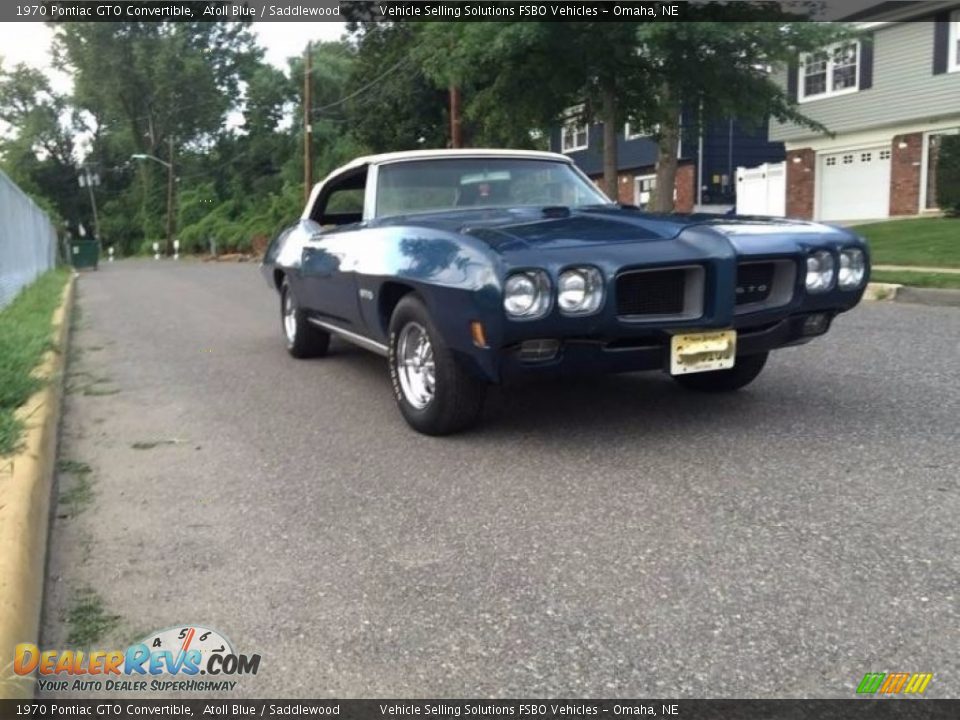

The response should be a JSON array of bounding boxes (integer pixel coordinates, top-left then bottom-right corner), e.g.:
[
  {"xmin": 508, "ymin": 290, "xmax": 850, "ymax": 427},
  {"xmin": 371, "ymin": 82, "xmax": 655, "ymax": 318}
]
[
  {"xmin": 850, "ymin": 217, "xmax": 960, "ymax": 268},
  {"xmin": 0, "ymin": 268, "xmax": 70, "ymax": 456},
  {"xmin": 871, "ymin": 269, "xmax": 960, "ymax": 290}
]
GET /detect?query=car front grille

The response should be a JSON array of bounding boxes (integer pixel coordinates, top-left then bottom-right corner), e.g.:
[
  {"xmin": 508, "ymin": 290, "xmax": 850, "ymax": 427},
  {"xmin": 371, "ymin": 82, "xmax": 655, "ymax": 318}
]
[
  {"xmin": 616, "ymin": 268, "xmax": 688, "ymax": 317},
  {"xmin": 735, "ymin": 263, "xmax": 775, "ymax": 306}
]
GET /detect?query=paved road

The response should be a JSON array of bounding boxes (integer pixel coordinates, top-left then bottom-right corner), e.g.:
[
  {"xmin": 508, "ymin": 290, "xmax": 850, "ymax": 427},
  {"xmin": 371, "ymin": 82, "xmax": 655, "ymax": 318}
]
[{"xmin": 42, "ymin": 260, "xmax": 959, "ymax": 698}]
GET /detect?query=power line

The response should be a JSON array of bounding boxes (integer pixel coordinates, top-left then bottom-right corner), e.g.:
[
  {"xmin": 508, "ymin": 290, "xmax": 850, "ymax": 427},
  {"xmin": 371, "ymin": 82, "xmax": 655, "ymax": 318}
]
[{"xmin": 310, "ymin": 55, "xmax": 413, "ymax": 116}]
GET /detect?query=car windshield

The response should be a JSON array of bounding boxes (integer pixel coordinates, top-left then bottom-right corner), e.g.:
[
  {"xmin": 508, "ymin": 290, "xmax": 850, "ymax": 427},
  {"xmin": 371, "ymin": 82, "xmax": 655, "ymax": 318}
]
[{"xmin": 375, "ymin": 158, "xmax": 612, "ymax": 218}]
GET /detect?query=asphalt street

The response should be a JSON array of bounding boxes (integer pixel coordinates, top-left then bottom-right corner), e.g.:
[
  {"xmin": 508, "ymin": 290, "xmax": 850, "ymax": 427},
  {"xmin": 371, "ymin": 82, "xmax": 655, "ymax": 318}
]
[{"xmin": 41, "ymin": 259, "xmax": 959, "ymax": 698}]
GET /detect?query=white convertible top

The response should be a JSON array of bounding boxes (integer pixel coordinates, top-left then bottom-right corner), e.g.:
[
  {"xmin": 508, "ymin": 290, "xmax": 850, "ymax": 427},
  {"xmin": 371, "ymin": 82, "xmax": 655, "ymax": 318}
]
[
  {"xmin": 303, "ymin": 148, "xmax": 581, "ymax": 220},
  {"xmin": 335, "ymin": 148, "xmax": 572, "ymax": 173}
]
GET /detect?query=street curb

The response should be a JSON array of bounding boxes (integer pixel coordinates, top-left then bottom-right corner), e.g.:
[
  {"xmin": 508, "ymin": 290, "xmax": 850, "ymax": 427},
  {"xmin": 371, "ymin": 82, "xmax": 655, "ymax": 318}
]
[
  {"xmin": 863, "ymin": 282, "xmax": 901, "ymax": 302},
  {"xmin": 864, "ymin": 282, "xmax": 960, "ymax": 307},
  {"xmin": 894, "ymin": 285, "xmax": 960, "ymax": 307},
  {"xmin": 0, "ymin": 274, "xmax": 75, "ymax": 700}
]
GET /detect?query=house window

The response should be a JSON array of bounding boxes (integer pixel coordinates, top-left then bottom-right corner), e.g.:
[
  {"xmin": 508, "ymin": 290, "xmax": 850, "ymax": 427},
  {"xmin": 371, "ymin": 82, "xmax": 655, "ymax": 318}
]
[
  {"xmin": 561, "ymin": 106, "xmax": 588, "ymax": 153},
  {"xmin": 799, "ymin": 41, "xmax": 860, "ymax": 101},
  {"xmin": 951, "ymin": 11, "xmax": 960, "ymax": 72},
  {"xmin": 879, "ymin": 149, "xmax": 891, "ymax": 160},
  {"xmin": 624, "ymin": 121, "xmax": 658, "ymax": 140}
]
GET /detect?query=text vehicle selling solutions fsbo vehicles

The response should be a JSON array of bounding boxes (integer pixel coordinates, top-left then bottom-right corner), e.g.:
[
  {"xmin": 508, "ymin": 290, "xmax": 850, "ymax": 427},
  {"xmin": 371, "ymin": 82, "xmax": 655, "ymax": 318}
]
[{"xmin": 261, "ymin": 150, "xmax": 869, "ymax": 435}]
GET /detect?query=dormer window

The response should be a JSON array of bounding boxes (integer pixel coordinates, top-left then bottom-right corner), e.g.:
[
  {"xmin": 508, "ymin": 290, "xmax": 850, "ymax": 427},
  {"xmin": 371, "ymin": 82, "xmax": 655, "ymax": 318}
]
[
  {"xmin": 561, "ymin": 106, "xmax": 589, "ymax": 153},
  {"xmin": 624, "ymin": 121, "xmax": 659, "ymax": 140},
  {"xmin": 799, "ymin": 41, "xmax": 860, "ymax": 101}
]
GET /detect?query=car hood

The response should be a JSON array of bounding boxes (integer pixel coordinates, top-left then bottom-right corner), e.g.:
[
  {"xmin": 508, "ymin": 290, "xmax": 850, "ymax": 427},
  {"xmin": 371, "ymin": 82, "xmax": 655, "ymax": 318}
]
[
  {"xmin": 373, "ymin": 206, "xmax": 853, "ymax": 253},
  {"xmin": 374, "ymin": 206, "xmax": 692, "ymax": 251}
]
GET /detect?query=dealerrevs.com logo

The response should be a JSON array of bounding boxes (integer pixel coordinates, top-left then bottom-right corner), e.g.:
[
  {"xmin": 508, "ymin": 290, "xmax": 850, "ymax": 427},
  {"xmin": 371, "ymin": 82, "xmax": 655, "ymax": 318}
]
[
  {"xmin": 15, "ymin": 625, "xmax": 260, "ymax": 693},
  {"xmin": 856, "ymin": 672, "xmax": 933, "ymax": 695}
]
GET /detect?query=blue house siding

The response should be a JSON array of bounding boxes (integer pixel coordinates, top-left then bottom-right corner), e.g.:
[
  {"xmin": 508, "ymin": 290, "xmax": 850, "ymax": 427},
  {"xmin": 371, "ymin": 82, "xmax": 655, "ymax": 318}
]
[
  {"xmin": 550, "ymin": 118, "xmax": 784, "ymax": 204},
  {"xmin": 699, "ymin": 119, "xmax": 785, "ymax": 203},
  {"xmin": 550, "ymin": 126, "xmax": 663, "ymax": 177}
]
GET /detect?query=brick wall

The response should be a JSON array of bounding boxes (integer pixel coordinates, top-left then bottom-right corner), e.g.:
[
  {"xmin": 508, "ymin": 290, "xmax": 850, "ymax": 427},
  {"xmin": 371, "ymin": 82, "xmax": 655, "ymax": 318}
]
[
  {"xmin": 786, "ymin": 148, "xmax": 815, "ymax": 219},
  {"xmin": 616, "ymin": 173, "xmax": 633, "ymax": 204},
  {"xmin": 674, "ymin": 163, "xmax": 695, "ymax": 213},
  {"xmin": 890, "ymin": 132, "xmax": 923, "ymax": 216}
]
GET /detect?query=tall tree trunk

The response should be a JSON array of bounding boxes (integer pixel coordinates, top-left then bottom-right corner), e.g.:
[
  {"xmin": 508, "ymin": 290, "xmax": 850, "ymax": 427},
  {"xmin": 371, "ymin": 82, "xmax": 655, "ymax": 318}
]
[
  {"xmin": 653, "ymin": 83, "xmax": 681, "ymax": 213},
  {"xmin": 600, "ymin": 81, "xmax": 619, "ymax": 202}
]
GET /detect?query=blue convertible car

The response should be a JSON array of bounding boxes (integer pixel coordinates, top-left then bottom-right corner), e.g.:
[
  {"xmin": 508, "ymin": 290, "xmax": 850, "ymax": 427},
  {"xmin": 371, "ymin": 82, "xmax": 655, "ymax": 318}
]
[{"xmin": 262, "ymin": 149, "xmax": 869, "ymax": 435}]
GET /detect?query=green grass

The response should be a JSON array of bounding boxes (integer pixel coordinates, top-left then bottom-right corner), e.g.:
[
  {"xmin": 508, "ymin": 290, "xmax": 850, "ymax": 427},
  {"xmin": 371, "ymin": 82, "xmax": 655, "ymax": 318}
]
[
  {"xmin": 66, "ymin": 587, "xmax": 120, "ymax": 646},
  {"xmin": 82, "ymin": 386, "xmax": 120, "ymax": 397},
  {"xmin": 58, "ymin": 459, "xmax": 95, "ymax": 513},
  {"xmin": 131, "ymin": 439, "xmax": 179, "ymax": 450},
  {"xmin": 871, "ymin": 270, "xmax": 960, "ymax": 290},
  {"xmin": 851, "ymin": 217, "xmax": 960, "ymax": 267},
  {"xmin": 0, "ymin": 269, "xmax": 70, "ymax": 456}
]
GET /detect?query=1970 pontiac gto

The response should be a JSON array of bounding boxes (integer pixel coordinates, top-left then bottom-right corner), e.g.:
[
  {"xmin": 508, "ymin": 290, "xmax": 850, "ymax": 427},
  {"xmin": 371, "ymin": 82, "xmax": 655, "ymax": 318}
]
[{"xmin": 262, "ymin": 149, "xmax": 869, "ymax": 435}]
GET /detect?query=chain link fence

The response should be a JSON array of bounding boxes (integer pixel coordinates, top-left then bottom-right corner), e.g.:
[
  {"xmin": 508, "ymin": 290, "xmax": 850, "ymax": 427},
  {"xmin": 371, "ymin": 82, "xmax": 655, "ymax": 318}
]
[{"xmin": 0, "ymin": 169, "xmax": 58, "ymax": 309}]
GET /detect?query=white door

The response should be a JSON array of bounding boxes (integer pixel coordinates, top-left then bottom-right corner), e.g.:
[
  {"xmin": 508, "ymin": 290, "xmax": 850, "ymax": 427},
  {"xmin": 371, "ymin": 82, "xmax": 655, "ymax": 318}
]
[
  {"xmin": 818, "ymin": 147, "xmax": 891, "ymax": 221},
  {"xmin": 736, "ymin": 162, "xmax": 786, "ymax": 217}
]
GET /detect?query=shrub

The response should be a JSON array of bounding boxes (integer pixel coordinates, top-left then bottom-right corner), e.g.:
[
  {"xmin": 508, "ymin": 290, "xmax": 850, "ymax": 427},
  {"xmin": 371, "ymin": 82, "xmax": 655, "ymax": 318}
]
[{"xmin": 936, "ymin": 134, "xmax": 960, "ymax": 216}]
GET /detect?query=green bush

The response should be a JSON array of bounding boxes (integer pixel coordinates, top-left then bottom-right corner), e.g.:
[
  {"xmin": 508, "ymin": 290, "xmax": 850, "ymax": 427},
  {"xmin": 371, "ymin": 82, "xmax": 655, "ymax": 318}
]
[
  {"xmin": 936, "ymin": 134, "xmax": 960, "ymax": 216},
  {"xmin": 176, "ymin": 185, "xmax": 303, "ymax": 255}
]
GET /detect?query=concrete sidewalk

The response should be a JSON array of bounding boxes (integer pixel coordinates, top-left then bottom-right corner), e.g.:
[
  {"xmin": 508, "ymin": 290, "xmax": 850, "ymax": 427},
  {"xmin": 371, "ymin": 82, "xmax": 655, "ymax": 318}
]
[{"xmin": 874, "ymin": 264, "xmax": 960, "ymax": 274}]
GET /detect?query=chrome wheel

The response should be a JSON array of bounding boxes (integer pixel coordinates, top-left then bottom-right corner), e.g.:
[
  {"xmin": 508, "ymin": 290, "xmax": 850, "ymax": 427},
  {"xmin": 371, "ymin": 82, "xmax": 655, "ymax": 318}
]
[
  {"xmin": 396, "ymin": 321, "xmax": 436, "ymax": 409},
  {"xmin": 283, "ymin": 290, "xmax": 297, "ymax": 343}
]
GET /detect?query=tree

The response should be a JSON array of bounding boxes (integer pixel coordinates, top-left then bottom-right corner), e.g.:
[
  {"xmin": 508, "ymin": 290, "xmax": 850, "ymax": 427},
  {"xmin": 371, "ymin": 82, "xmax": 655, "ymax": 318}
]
[
  {"xmin": 0, "ymin": 61, "xmax": 82, "ymax": 232},
  {"xmin": 346, "ymin": 23, "xmax": 450, "ymax": 152},
  {"xmin": 50, "ymin": 21, "xmax": 261, "ymax": 245},
  {"xmin": 413, "ymin": 22, "xmax": 656, "ymax": 197},
  {"xmin": 636, "ymin": 10, "xmax": 848, "ymax": 212}
]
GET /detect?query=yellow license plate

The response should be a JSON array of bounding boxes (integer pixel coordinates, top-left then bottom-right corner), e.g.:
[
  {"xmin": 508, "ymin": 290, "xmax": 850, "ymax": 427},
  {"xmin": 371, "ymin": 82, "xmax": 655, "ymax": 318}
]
[{"xmin": 670, "ymin": 330, "xmax": 737, "ymax": 375}]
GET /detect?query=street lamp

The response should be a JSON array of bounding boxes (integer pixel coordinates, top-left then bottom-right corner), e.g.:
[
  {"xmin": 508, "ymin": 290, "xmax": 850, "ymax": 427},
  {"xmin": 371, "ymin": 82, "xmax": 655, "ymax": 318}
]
[
  {"xmin": 131, "ymin": 137, "xmax": 176, "ymax": 256},
  {"xmin": 78, "ymin": 166, "xmax": 102, "ymax": 250}
]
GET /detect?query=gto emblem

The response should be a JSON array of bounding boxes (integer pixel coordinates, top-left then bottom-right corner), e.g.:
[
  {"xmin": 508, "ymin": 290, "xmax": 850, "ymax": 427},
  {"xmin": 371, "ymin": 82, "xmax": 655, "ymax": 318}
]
[{"xmin": 736, "ymin": 284, "xmax": 768, "ymax": 295}]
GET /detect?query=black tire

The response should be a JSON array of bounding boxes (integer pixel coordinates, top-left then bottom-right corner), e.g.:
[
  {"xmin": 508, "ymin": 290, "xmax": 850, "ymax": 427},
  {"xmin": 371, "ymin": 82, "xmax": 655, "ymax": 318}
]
[
  {"xmin": 280, "ymin": 278, "xmax": 330, "ymax": 359},
  {"xmin": 388, "ymin": 295, "xmax": 486, "ymax": 435},
  {"xmin": 672, "ymin": 352, "xmax": 769, "ymax": 393}
]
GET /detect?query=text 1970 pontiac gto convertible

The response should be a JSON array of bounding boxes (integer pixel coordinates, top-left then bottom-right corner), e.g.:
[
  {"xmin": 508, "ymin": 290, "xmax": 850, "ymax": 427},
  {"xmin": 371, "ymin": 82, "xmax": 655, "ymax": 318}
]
[{"xmin": 262, "ymin": 149, "xmax": 869, "ymax": 435}]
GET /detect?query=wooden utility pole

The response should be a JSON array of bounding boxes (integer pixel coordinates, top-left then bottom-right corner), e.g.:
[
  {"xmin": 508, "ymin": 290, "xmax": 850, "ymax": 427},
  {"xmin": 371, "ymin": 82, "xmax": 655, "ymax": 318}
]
[
  {"xmin": 303, "ymin": 42, "xmax": 313, "ymax": 204},
  {"xmin": 449, "ymin": 85, "xmax": 462, "ymax": 148},
  {"xmin": 166, "ymin": 137, "xmax": 175, "ymax": 257}
]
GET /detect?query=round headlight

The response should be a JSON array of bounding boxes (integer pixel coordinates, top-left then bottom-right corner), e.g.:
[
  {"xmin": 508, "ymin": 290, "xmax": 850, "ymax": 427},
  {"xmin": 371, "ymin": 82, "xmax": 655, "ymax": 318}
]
[
  {"xmin": 558, "ymin": 267, "xmax": 603, "ymax": 314},
  {"xmin": 805, "ymin": 250, "xmax": 835, "ymax": 293},
  {"xmin": 504, "ymin": 271, "xmax": 550, "ymax": 319},
  {"xmin": 838, "ymin": 248, "xmax": 866, "ymax": 289}
]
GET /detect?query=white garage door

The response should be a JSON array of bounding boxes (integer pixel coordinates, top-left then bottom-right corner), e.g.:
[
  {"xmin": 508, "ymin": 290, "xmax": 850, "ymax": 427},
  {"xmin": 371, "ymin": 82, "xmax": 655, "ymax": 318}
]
[{"xmin": 818, "ymin": 147, "xmax": 891, "ymax": 221}]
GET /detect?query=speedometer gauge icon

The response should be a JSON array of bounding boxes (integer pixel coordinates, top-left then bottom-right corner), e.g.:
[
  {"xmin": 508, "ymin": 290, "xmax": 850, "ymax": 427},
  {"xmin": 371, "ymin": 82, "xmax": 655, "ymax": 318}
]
[{"xmin": 138, "ymin": 625, "xmax": 234, "ymax": 672}]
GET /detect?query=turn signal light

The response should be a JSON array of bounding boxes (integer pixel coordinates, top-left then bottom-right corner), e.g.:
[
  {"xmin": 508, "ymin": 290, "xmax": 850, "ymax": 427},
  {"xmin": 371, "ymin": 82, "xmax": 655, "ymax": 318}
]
[{"xmin": 470, "ymin": 321, "xmax": 487, "ymax": 348}]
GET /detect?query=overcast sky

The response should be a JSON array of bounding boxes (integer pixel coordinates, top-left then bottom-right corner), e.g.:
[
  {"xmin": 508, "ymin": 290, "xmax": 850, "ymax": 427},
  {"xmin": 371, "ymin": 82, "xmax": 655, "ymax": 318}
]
[{"xmin": 0, "ymin": 21, "xmax": 348, "ymax": 92}]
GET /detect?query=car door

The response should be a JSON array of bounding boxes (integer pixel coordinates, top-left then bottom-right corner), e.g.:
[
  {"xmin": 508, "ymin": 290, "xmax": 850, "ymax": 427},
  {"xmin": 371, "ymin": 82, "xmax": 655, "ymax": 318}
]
[{"xmin": 299, "ymin": 166, "xmax": 369, "ymax": 328}]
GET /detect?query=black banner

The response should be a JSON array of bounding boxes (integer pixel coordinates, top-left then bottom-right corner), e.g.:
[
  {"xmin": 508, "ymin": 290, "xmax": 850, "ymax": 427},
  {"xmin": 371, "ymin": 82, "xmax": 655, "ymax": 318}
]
[
  {"xmin": 2, "ymin": 0, "xmax": 875, "ymax": 23},
  {"xmin": 2, "ymin": 700, "xmax": 960, "ymax": 720}
]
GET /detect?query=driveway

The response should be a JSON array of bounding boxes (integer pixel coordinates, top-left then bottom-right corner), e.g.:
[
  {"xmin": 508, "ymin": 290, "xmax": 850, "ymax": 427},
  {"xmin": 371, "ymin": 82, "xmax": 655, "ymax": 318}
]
[{"xmin": 41, "ymin": 259, "xmax": 959, "ymax": 697}]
